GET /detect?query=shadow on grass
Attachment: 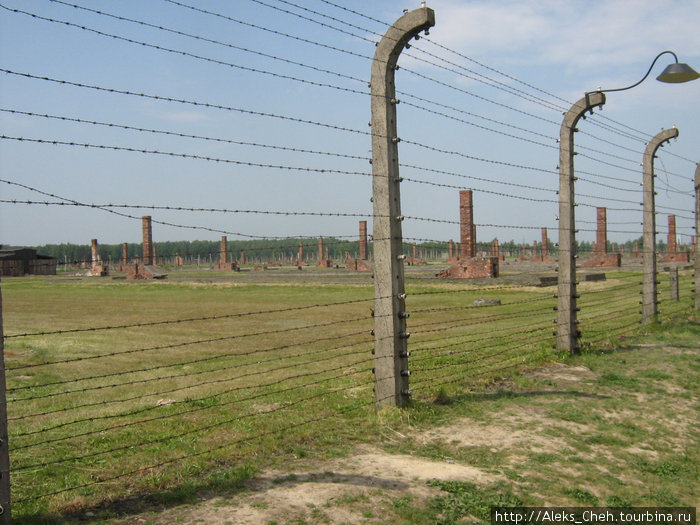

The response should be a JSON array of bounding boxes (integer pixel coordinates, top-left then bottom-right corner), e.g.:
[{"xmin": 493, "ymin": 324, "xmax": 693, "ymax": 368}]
[
  {"xmin": 438, "ymin": 389, "xmax": 611, "ymax": 406},
  {"xmin": 14, "ymin": 469, "xmax": 411, "ymax": 525},
  {"xmin": 14, "ymin": 464, "xmax": 256, "ymax": 525}
]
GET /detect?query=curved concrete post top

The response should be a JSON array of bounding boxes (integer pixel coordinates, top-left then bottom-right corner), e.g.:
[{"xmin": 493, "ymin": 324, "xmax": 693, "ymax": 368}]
[
  {"xmin": 562, "ymin": 92, "xmax": 606, "ymax": 133},
  {"xmin": 644, "ymin": 127, "xmax": 679, "ymax": 159},
  {"xmin": 371, "ymin": 8, "xmax": 435, "ymax": 77},
  {"xmin": 694, "ymin": 162, "xmax": 699, "ymax": 190}
]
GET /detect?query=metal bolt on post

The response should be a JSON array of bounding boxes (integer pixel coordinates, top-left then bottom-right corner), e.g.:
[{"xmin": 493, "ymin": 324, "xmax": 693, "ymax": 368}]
[
  {"xmin": 642, "ymin": 128, "xmax": 679, "ymax": 323},
  {"xmin": 371, "ymin": 6, "xmax": 434, "ymax": 407}
]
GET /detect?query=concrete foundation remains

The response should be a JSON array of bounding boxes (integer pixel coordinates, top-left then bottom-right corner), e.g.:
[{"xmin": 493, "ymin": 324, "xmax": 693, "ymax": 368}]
[
  {"xmin": 345, "ymin": 252, "xmax": 372, "ymax": 272},
  {"xmin": 126, "ymin": 264, "xmax": 167, "ymax": 280},
  {"xmin": 436, "ymin": 257, "xmax": 499, "ymax": 279}
]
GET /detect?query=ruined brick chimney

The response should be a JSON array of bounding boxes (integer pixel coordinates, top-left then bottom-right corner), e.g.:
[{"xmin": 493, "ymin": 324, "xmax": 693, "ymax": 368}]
[
  {"xmin": 91, "ymin": 239, "xmax": 99, "ymax": 269},
  {"xmin": 142, "ymin": 216, "xmax": 153, "ymax": 265},
  {"xmin": 359, "ymin": 220, "xmax": 368, "ymax": 260},
  {"xmin": 667, "ymin": 215, "xmax": 677, "ymax": 254},
  {"xmin": 541, "ymin": 228, "xmax": 548, "ymax": 257},
  {"xmin": 220, "ymin": 236, "xmax": 228, "ymax": 265},
  {"xmin": 596, "ymin": 207, "xmax": 607, "ymax": 254},
  {"xmin": 459, "ymin": 190, "xmax": 475, "ymax": 259}
]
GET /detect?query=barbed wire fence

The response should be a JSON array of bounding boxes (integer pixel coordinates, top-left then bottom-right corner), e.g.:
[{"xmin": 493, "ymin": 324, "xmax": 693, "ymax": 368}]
[{"xmin": 0, "ymin": 1, "xmax": 698, "ymax": 520}]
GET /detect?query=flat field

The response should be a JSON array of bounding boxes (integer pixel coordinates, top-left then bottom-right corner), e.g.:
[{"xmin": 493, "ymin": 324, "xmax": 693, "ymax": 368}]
[{"xmin": 0, "ymin": 260, "xmax": 696, "ymax": 523}]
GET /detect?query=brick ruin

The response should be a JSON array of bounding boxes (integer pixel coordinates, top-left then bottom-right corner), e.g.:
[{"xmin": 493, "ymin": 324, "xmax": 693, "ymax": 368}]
[
  {"xmin": 542, "ymin": 228, "xmax": 548, "ymax": 257},
  {"xmin": 437, "ymin": 190, "xmax": 498, "ymax": 279},
  {"xmin": 346, "ymin": 220, "xmax": 372, "ymax": 271},
  {"xmin": 359, "ymin": 220, "xmax": 368, "ymax": 260},
  {"xmin": 142, "ymin": 216, "xmax": 153, "ymax": 266},
  {"xmin": 316, "ymin": 236, "xmax": 332, "ymax": 268},
  {"xmin": 519, "ymin": 242, "xmax": 528, "ymax": 261},
  {"xmin": 460, "ymin": 190, "xmax": 476, "ymax": 259},
  {"xmin": 660, "ymin": 215, "xmax": 690, "ymax": 263},
  {"xmin": 117, "ymin": 242, "xmax": 129, "ymax": 271},
  {"xmin": 295, "ymin": 242, "xmax": 307, "ymax": 266},
  {"xmin": 126, "ymin": 263, "xmax": 166, "ymax": 280},
  {"xmin": 668, "ymin": 215, "xmax": 677, "ymax": 254},
  {"xmin": 446, "ymin": 239, "xmax": 457, "ymax": 262},
  {"xmin": 489, "ymin": 239, "xmax": 504, "ymax": 262},
  {"xmin": 530, "ymin": 227, "xmax": 554, "ymax": 262},
  {"xmin": 215, "ymin": 236, "xmax": 238, "ymax": 271},
  {"xmin": 581, "ymin": 207, "xmax": 621, "ymax": 268},
  {"xmin": 86, "ymin": 238, "xmax": 108, "ymax": 276},
  {"xmin": 630, "ymin": 242, "xmax": 641, "ymax": 258},
  {"xmin": 127, "ymin": 215, "xmax": 167, "ymax": 279},
  {"xmin": 406, "ymin": 242, "xmax": 426, "ymax": 265}
]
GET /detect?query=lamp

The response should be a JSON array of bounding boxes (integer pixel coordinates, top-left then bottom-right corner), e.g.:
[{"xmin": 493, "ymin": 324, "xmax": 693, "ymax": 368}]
[{"xmin": 589, "ymin": 50, "xmax": 699, "ymax": 95}]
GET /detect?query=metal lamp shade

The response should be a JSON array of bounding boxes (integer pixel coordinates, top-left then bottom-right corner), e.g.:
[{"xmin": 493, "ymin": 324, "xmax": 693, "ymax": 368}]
[{"xmin": 656, "ymin": 62, "xmax": 700, "ymax": 83}]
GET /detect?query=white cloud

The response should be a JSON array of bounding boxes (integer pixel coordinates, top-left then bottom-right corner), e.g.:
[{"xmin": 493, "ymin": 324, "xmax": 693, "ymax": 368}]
[{"xmin": 427, "ymin": 0, "xmax": 700, "ymax": 71}]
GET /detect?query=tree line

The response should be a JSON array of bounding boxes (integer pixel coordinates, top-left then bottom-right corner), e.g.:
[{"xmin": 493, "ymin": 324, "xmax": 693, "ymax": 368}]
[{"xmin": 11, "ymin": 236, "xmax": 666, "ymax": 264}]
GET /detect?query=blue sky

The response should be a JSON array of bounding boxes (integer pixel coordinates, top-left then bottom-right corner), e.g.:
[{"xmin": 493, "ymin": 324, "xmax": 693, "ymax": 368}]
[{"xmin": 1, "ymin": 0, "xmax": 699, "ymax": 249}]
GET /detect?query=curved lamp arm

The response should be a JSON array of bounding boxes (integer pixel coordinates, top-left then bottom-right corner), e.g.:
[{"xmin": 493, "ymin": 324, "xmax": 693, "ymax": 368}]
[
  {"xmin": 583, "ymin": 50, "xmax": 698, "ymax": 109},
  {"xmin": 590, "ymin": 51, "xmax": 681, "ymax": 94}
]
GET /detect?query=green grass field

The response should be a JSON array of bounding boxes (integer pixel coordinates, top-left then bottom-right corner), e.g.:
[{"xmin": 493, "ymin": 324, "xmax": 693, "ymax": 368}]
[{"xmin": 1, "ymin": 263, "xmax": 696, "ymax": 523}]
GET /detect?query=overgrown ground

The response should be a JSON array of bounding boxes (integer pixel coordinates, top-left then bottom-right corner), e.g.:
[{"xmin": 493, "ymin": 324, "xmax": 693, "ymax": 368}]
[
  {"xmin": 95, "ymin": 319, "xmax": 699, "ymax": 525},
  {"xmin": 1, "ymin": 261, "xmax": 696, "ymax": 523}
]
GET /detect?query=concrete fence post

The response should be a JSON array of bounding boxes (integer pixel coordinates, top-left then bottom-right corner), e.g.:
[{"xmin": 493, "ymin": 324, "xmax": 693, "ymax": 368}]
[
  {"xmin": 695, "ymin": 163, "xmax": 700, "ymax": 311},
  {"xmin": 642, "ymin": 128, "xmax": 679, "ymax": 323},
  {"xmin": 0, "ymin": 277, "xmax": 11, "ymax": 522},
  {"xmin": 371, "ymin": 6, "xmax": 434, "ymax": 407},
  {"xmin": 669, "ymin": 267, "xmax": 679, "ymax": 301},
  {"xmin": 557, "ymin": 93, "xmax": 605, "ymax": 355}
]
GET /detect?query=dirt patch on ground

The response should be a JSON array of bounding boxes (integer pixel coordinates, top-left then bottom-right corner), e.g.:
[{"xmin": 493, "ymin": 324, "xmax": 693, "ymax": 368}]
[
  {"xmin": 109, "ymin": 341, "xmax": 699, "ymax": 524},
  {"xmin": 117, "ymin": 445, "xmax": 499, "ymax": 524},
  {"xmin": 417, "ymin": 408, "xmax": 573, "ymax": 456},
  {"xmin": 526, "ymin": 362, "xmax": 597, "ymax": 388}
]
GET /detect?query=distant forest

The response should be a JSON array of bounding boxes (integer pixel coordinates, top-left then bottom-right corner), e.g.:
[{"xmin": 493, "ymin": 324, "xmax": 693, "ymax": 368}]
[{"xmin": 8, "ymin": 236, "xmax": 660, "ymax": 265}]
